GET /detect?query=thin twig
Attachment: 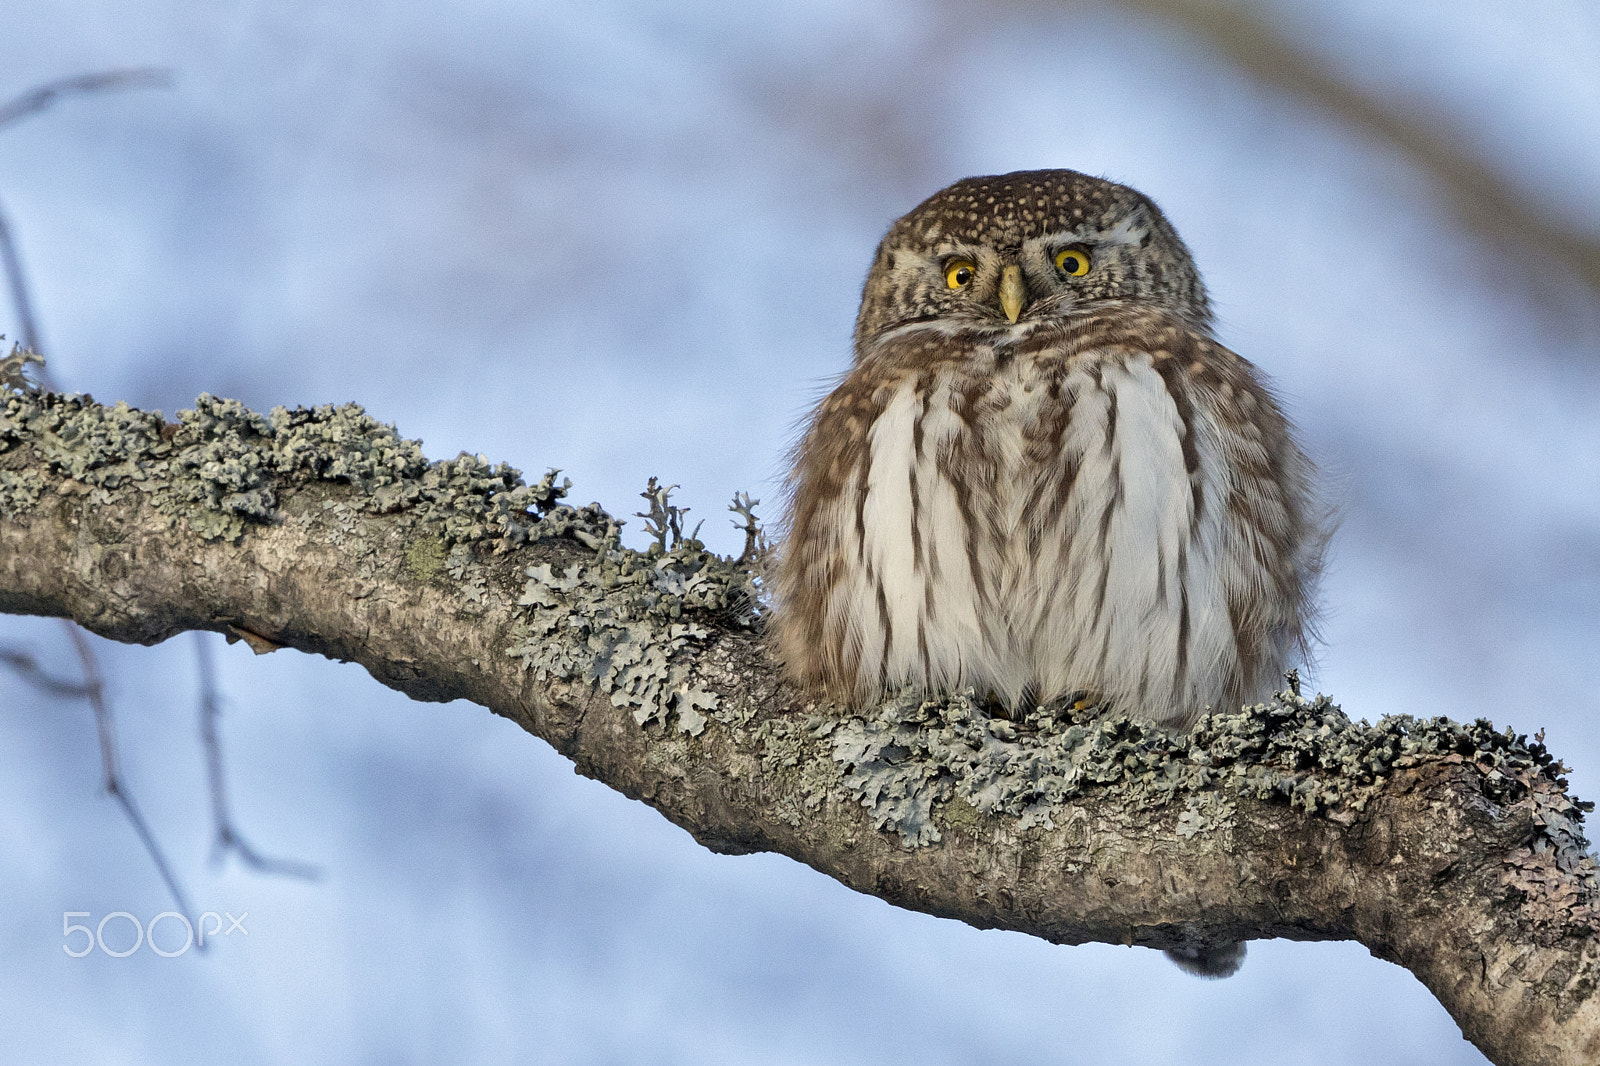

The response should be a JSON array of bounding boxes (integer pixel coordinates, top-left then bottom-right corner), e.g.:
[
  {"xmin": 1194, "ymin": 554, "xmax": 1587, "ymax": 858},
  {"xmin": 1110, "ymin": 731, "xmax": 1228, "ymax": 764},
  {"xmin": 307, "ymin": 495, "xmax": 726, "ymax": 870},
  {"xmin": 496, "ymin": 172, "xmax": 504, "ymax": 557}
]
[
  {"xmin": 60, "ymin": 622, "xmax": 199, "ymax": 929},
  {"xmin": 0, "ymin": 202, "xmax": 42, "ymax": 358},
  {"xmin": 0, "ymin": 68, "xmax": 172, "ymax": 131},
  {"xmin": 0, "ymin": 68, "xmax": 171, "ymax": 364},
  {"xmin": 0, "ymin": 645, "xmax": 96, "ymax": 697},
  {"xmin": 195, "ymin": 632, "xmax": 322, "ymax": 880},
  {"xmin": 0, "ymin": 68, "xmax": 200, "ymax": 923}
]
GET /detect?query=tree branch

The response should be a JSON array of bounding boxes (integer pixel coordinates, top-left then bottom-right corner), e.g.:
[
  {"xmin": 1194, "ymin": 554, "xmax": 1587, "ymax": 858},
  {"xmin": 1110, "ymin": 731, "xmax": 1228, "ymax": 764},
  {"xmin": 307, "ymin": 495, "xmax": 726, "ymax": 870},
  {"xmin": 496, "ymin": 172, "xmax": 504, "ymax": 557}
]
[
  {"xmin": 1, "ymin": 388, "xmax": 1596, "ymax": 1065},
  {"xmin": 0, "ymin": 68, "xmax": 172, "ymax": 132},
  {"xmin": 1105, "ymin": 0, "xmax": 1600, "ymax": 307}
]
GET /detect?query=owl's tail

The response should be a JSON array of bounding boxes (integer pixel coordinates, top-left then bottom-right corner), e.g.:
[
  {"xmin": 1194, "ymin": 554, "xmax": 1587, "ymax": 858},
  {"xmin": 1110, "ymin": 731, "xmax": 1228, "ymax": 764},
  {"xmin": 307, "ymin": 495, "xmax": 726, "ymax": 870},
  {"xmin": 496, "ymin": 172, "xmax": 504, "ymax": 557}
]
[{"xmin": 1164, "ymin": 940, "xmax": 1247, "ymax": 979}]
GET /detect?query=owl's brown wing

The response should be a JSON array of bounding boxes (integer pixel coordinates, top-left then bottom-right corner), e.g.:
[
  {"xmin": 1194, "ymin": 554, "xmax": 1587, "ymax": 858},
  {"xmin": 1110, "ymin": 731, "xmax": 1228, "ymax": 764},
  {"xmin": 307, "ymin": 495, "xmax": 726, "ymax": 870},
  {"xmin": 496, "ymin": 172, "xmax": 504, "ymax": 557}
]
[
  {"xmin": 1144, "ymin": 322, "xmax": 1323, "ymax": 705},
  {"xmin": 775, "ymin": 360, "xmax": 901, "ymax": 702}
]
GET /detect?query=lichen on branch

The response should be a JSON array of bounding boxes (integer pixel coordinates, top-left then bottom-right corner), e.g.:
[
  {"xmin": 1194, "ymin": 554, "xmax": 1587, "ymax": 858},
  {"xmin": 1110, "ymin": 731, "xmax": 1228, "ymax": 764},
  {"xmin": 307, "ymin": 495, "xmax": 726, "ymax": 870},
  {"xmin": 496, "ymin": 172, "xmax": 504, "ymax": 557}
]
[
  {"xmin": 3, "ymin": 385, "xmax": 1598, "ymax": 1066},
  {"xmin": 0, "ymin": 390, "xmax": 575, "ymax": 542}
]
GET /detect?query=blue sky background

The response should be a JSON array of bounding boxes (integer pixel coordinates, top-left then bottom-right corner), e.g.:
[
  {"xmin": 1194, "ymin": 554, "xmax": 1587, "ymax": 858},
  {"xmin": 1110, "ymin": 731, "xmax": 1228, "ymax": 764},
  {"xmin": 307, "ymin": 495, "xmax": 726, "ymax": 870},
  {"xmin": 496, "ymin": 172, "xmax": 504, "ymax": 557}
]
[{"xmin": 1, "ymin": 1, "xmax": 1598, "ymax": 1062}]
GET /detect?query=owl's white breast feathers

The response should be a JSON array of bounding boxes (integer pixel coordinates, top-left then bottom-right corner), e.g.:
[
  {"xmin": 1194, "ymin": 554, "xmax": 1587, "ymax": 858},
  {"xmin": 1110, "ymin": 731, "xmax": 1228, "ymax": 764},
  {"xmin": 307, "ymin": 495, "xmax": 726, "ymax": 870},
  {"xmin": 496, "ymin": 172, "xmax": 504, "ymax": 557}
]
[{"xmin": 817, "ymin": 337, "xmax": 1258, "ymax": 725}]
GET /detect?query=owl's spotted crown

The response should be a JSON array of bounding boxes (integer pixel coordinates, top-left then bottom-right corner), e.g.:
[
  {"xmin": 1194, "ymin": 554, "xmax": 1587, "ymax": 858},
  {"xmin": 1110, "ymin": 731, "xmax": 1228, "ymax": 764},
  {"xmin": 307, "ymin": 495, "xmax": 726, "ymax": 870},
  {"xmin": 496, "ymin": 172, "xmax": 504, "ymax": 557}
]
[
  {"xmin": 893, "ymin": 169, "xmax": 1137, "ymax": 247},
  {"xmin": 854, "ymin": 169, "xmax": 1212, "ymax": 349}
]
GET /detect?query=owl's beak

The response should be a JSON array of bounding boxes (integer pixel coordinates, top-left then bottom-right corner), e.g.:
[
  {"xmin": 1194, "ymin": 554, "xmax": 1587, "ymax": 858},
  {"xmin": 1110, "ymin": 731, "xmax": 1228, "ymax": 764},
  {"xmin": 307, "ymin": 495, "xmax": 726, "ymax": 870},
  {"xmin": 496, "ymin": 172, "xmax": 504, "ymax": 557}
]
[{"xmin": 999, "ymin": 264, "xmax": 1027, "ymax": 323}]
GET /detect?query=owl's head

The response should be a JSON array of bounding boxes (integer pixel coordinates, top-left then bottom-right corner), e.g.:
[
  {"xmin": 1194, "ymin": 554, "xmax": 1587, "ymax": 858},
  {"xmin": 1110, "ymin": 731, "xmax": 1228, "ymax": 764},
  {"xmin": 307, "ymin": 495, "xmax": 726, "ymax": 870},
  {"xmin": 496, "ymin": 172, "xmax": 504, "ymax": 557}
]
[{"xmin": 854, "ymin": 169, "xmax": 1211, "ymax": 353}]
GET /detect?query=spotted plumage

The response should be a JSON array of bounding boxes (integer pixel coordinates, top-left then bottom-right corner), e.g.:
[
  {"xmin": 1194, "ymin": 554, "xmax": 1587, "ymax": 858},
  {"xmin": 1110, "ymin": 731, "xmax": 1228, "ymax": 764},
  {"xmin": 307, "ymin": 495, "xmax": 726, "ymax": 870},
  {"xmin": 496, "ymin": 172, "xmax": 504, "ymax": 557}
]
[{"xmin": 776, "ymin": 169, "xmax": 1321, "ymax": 731}]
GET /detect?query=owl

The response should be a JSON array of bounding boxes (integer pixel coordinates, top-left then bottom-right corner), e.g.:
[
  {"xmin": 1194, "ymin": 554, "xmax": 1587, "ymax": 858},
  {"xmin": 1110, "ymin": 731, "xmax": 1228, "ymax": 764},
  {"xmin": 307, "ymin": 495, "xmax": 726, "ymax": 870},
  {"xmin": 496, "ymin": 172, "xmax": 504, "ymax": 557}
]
[{"xmin": 776, "ymin": 169, "xmax": 1321, "ymax": 732}]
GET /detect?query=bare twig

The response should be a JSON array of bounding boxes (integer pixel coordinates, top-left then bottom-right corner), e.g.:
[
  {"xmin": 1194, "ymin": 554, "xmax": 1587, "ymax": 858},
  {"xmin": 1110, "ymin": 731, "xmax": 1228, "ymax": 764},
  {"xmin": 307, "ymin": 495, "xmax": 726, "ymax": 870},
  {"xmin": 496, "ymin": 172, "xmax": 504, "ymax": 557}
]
[
  {"xmin": 1, "ymin": 231, "xmax": 191, "ymax": 918},
  {"xmin": 0, "ymin": 202, "xmax": 43, "ymax": 359},
  {"xmin": 0, "ymin": 67, "xmax": 202, "ymax": 921},
  {"xmin": 59, "ymin": 622, "xmax": 198, "ymax": 929},
  {"xmin": 1106, "ymin": 0, "xmax": 1600, "ymax": 299},
  {"xmin": 0, "ymin": 645, "xmax": 95, "ymax": 697},
  {"xmin": 0, "ymin": 68, "xmax": 171, "ymax": 366},
  {"xmin": 194, "ymin": 632, "xmax": 321, "ymax": 879},
  {"xmin": 0, "ymin": 68, "xmax": 171, "ymax": 131}
]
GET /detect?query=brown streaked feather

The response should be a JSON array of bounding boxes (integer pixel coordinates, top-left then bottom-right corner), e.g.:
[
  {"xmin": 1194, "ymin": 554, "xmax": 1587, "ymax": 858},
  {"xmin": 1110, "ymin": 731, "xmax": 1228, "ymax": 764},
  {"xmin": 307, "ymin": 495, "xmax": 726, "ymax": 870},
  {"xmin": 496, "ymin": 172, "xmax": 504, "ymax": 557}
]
[{"xmin": 778, "ymin": 172, "xmax": 1322, "ymax": 727}]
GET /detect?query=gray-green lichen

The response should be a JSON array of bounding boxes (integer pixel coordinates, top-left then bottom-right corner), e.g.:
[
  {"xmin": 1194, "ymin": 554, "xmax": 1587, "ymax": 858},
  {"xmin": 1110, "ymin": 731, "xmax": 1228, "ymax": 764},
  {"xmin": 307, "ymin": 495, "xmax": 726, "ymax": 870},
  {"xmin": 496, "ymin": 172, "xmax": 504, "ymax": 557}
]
[
  {"xmin": 2, "ymin": 390, "xmax": 771, "ymax": 733},
  {"xmin": 0, "ymin": 344, "xmax": 43, "ymax": 394},
  {"xmin": 0, "ymin": 389, "xmax": 768, "ymax": 739},
  {"xmin": 404, "ymin": 534, "xmax": 447, "ymax": 583},
  {"xmin": 506, "ymin": 541, "xmax": 761, "ymax": 735},
  {"xmin": 0, "ymin": 391, "xmax": 572, "ymax": 544},
  {"xmin": 763, "ymin": 684, "xmax": 1598, "ymax": 928},
  {"xmin": 1503, "ymin": 768, "xmax": 1600, "ymax": 928}
]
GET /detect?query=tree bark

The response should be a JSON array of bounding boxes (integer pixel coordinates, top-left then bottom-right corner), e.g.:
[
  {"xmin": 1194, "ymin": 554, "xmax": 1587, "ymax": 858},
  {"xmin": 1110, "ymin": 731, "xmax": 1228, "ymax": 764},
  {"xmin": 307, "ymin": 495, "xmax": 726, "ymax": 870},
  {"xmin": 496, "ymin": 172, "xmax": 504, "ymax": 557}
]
[{"xmin": 1, "ymin": 389, "xmax": 1597, "ymax": 1066}]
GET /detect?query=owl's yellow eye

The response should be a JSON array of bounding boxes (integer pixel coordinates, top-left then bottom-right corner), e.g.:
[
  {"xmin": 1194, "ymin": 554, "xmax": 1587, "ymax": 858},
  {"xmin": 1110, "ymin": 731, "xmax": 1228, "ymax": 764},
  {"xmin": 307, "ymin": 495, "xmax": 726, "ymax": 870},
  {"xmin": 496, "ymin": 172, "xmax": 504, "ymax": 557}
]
[
  {"xmin": 944, "ymin": 259, "xmax": 977, "ymax": 289},
  {"xmin": 1054, "ymin": 246, "xmax": 1092, "ymax": 277}
]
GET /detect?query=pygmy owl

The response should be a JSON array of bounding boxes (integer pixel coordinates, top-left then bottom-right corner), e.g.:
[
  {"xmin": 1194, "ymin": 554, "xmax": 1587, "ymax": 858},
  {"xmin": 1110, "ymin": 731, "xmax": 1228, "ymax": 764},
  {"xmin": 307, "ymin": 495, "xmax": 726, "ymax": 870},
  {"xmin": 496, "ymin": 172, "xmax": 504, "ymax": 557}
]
[{"xmin": 776, "ymin": 169, "xmax": 1321, "ymax": 732}]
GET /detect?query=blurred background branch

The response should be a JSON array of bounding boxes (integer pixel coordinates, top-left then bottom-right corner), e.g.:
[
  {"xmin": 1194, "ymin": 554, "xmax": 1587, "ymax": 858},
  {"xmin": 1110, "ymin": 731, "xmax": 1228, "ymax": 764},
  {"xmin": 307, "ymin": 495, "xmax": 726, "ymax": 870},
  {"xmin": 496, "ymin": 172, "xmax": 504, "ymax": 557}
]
[
  {"xmin": 195, "ymin": 631, "xmax": 322, "ymax": 879},
  {"xmin": 0, "ymin": 206, "xmax": 43, "ymax": 356},
  {"xmin": 1105, "ymin": 0, "xmax": 1600, "ymax": 303},
  {"xmin": 0, "ymin": 67, "xmax": 172, "ymax": 356},
  {"xmin": 0, "ymin": 68, "xmax": 172, "ymax": 132},
  {"xmin": 0, "ymin": 67, "xmax": 194, "ymax": 925},
  {"xmin": 2, "ymin": 68, "xmax": 311, "ymax": 938}
]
